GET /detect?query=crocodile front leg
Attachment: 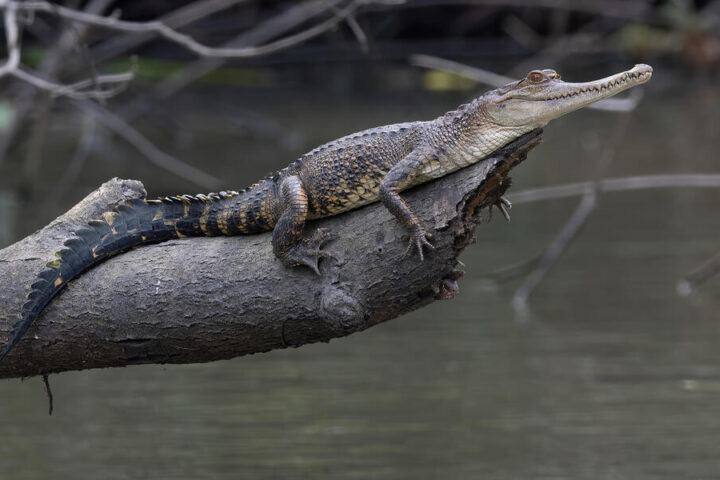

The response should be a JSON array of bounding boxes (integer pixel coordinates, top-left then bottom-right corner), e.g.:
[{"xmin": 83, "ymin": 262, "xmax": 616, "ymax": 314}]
[
  {"xmin": 272, "ymin": 175, "xmax": 335, "ymax": 274},
  {"xmin": 380, "ymin": 150, "xmax": 437, "ymax": 260}
]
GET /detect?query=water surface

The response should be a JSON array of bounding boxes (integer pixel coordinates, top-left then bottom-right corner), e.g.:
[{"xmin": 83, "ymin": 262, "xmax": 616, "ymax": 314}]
[{"xmin": 1, "ymin": 70, "xmax": 719, "ymax": 479}]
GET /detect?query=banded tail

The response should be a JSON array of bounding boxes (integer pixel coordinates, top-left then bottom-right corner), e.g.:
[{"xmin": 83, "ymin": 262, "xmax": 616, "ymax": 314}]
[{"xmin": 0, "ymin": 188, "xmax": 272, "ymax": 362}]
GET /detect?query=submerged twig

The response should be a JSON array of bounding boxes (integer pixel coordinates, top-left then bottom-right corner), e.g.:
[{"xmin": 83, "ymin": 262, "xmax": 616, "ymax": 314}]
[
  {"xmin": 677, "ymin": 253, "xmax": 720, "ymax": 296},
  {"xmin": 478, "ymin": 254, "xmax": 542, "ymax": 284},
  {"xmin": 512, "ymin": 110, "xmax": 635, "ymax": 310},
  {"xmin": 512, "ymin": 190, "xmax": 597, "ymax": 311},
  {"xmin": 509, "ymin": 174, "xmax": 720, "ymax": 204},
  {"xmin": 478, "ymin": 173, "xmax": 720, "ymax": 287}
]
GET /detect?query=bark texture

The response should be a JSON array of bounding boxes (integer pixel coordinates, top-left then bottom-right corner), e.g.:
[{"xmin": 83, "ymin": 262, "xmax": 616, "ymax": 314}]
[{"xmin": 0, "ymin": 130, "xmax": 542, "ymax": 379}]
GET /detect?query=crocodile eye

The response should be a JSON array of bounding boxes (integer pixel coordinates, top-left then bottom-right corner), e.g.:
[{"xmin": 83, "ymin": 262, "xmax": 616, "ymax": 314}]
[{"xmin": 528, "ymin": 71, "xmax": 546, "ymax": 83}]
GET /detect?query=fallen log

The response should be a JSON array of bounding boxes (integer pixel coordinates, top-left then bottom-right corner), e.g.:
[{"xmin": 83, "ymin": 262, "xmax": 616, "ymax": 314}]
[{"xmin": 0, "ymin": 130, "xmax": 542, "ymax": 379}]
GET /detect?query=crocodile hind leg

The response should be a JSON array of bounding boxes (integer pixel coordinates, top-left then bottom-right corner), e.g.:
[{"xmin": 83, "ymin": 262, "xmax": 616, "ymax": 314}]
[{"xmin": 272, "ymin": 175, "xmax": 335, "ymax": 274}]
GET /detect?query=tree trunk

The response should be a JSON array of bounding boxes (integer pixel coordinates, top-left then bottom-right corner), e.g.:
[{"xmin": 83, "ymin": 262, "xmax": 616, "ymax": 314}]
[{"xmin": 0, "ymin": 130, "xmax": 542, "ymax": 379}]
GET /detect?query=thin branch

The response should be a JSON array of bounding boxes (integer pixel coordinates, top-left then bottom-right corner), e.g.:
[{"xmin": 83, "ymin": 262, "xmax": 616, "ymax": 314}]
[
  {"xmin": 91, "ymin": 0, "xmax": 251, "ymax": 62},
  {"xmin": 512, "ymin": 111, "xmax": 634, "ymax": 310},
  {"xmin": 399, "ymin": 0, "xmax": 658, "ymax": 22},
  {"xmin": 0, "ymin": 1, "xmax": 134, "ymax": 100},
  {"xmin": 113, "ymin": 0, "xmax": 353, "ymax": 125},
  {"xmin": 411, "ymin": 54, "xmax": 513, "ymax": 91},
  {"xmin": 477, "ymin": 254, "xmax": 542, "ymax": 284},
  {"xmin": 3, "ymin": 0, "xmax": 391, "ymax": 59},
  {"xmin": 0, "ymin": 2, "xmax": 20, "ymax": 75},
  {"xmin": 512, "ymin": 189, "xmax": 597, "ymax": 311},
  {"xmin": 9, "ymin": 67, "xmax": 133, "ymax": 99},
  {"xmin": 410, "ymin": 54, "xmax": 642, "ymax": 112},
  {"xmin": 502, "ymin": 14, "xmax": 544, "ymax": 49},
  {"xmin": 0, "ymin": 0, "xmax": 393, "ymax": 101},
  {"xmin": 73, "ymin": 101, "xmax": 223, "ymax": 190},
  {"xmin": 76, "ymin": 0, "xmax": 379, "ymax": 164},
  {"xmin": 344, "ymin": 11, "xmax": 369, "ymax": 53},
  {"xmin": 478, "ymin": 172, "xmax": 720, "ymax": 287},
  {"xmin": 506, "ymin": 17, "xmax": 609, "ymax": 78},
  {"xmin": 0, "ymin": 0, "xmax": 117, "ymax": 167},
  {"xmin": 97, "ymin": 0, "xmax": 346, "ymax": 75},
  {"xmin": 102, "ymin": 0, "xmax": 363, "ymax": 160},
  {"xmin": 508, "ymin": 174, "xmax": 720, "ymax": 204},
  {"xmin": 678, "ymin": 253, "xmax": 720, "ymax": 296}
]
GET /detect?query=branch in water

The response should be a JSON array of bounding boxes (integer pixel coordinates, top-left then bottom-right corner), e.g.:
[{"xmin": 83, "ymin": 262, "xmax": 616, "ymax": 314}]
[{"xmin": 0, "ymin": 130, "xmax": 542, "ymax": 380}]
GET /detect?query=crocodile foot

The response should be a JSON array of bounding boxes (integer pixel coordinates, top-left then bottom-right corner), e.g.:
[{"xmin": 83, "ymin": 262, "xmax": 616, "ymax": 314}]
[
  {"xmin": 489, "ymin": 196, "xmax": 512, "ymax": 222},
  {"xmin": 283, "ymin": 228, "xmax": 338, "ymax": 275},
  {"xmin": 404, "ymin": 229, "xmax": 435, "ymax": 261}
]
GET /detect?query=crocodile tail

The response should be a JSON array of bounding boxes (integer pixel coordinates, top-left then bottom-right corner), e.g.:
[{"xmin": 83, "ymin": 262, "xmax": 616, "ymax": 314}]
[{"xmin": 0, "ymin": 193, "xmax": 227, "ymax": 362}]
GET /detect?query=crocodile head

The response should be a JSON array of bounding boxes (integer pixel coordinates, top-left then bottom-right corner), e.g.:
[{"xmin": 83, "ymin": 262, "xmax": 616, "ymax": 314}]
[{"xmin": 483, "ymin": 64, "xmax": 653, "ymax": 128}]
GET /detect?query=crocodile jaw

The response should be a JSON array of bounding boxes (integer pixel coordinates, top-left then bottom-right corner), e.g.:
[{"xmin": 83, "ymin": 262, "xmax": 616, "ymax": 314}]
[{"xmin": 487, "ymin": 64, "xmax": 653, "ymax": 127}]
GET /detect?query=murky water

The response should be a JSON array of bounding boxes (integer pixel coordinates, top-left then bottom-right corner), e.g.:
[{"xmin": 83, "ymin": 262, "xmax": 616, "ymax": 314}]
[{"xmin": 1, "ymin": 66, "xmax": 719, "ymax": 479}]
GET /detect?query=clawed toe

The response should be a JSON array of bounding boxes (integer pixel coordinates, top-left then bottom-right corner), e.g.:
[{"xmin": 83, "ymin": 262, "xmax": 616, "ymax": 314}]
[
  {"xmin": 281, "ymin": 228, "xmax": 338, "ymax": 274},
  {"xmin": 404, "ymin": 231, "xmax": 434, "ymax": 261},
  {"xmin": 489, "ymin": 196, "xmax": 512, "ymax": 222}
]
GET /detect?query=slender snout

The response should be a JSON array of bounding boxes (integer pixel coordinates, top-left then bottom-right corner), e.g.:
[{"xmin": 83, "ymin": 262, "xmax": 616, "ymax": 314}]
[
  {"xmin": 544, "ymin": 64, "xmax": 653, "ymax": 108},
  {"xmin": 485, "ymin": 64, "xmax": 653, "ymax": 128}
]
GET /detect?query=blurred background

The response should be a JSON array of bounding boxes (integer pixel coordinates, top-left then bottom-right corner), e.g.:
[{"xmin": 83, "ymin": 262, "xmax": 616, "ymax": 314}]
[{"xmin": 0, "ymin": 1, "xmax": 719, "ymax": 478}]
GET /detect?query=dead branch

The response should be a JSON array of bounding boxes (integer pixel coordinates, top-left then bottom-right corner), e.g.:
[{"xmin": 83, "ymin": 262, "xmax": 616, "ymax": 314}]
[
  {"xmin": 678, "ymin": 253, "xmax": 720, "ymax": 296},
  {"xmin": 476, "ymin": 172, "xmax": 720, "ymax": 286},
  {"xmin": 3, "ymin": 0, "xmax": 396, "ymax": 59},
  {"xmin": 114, "ymin": 0, "xmax": 376, "ymax": 125},
  {"xmin": 0, "ymin": 0, "xmax": 395, "ymax": 138},
  {"xmin": 402, "ymin": 0, "xmax": 657, "ymax": 22},
  {"xmin": 0, "ymin": 0, "xmax": 393, "ymax": 185},
  {"xmin": 8, "ymin": 65, "xmax": 134, "ymax": 100},
  {"xmin": 508, "ymin": 174, "xmax": 720, "ymax": 204},
  {"xmin": 0, "ymin": 1, "xmax": 134, "ymax": 99},
  {"xmin": 0, "ymin": 130, "xmax": 542, "ymax": 380},
  {"xmin": 512, "ymin": 190, "xmax": 597, "ymax": 311},
  {"xmin": 90, "ymin": 0, "xmax": 251, "ymax": 62},
  {"xmin": 512, "ymin": 112, "xmax": 633, "ymax": 309},
  {"xmin": 0, "ymin": 0, "xmax": 117, "ymax": 168}
]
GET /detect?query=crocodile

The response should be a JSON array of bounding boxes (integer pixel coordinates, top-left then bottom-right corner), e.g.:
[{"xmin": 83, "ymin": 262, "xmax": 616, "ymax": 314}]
[{"xmin": 0, "ymin": 64, "xmax": 652, "ymax": 362}]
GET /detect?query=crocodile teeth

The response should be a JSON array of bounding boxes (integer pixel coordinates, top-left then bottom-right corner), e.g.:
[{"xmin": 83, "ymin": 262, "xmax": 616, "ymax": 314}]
[{"xmin": 542, "ymin": 68, "xmax": 650, "ymax": 101}]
